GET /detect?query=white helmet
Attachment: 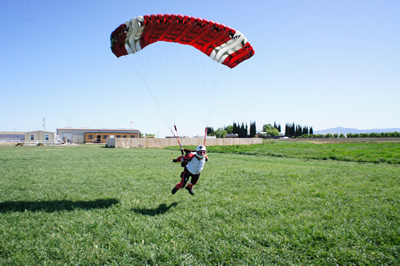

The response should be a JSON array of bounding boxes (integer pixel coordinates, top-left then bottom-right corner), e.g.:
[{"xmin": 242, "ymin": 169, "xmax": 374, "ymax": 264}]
[{"xmin": 195, "ymin": 145, "xmax": 206, "ymax": 159}]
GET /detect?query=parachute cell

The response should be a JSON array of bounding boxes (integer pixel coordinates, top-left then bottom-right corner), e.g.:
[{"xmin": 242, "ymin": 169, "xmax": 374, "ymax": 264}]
[{"xmin": 110, "ymin": 14, "xmax": 255, "ymax": 68}]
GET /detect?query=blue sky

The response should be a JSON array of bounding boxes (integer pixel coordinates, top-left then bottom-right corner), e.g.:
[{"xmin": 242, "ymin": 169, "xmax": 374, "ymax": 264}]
[{"xmin": 1, "ymin": 0, "xmax": 399, "ymax": 137}]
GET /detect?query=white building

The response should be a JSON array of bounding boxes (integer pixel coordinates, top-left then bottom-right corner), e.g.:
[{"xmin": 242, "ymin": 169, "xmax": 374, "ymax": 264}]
[
  {"xmin": 25, "ymin": 130, "xmax": 56, "ymax": 145},
  {"xmin": 56, "ymin": 128, "xmax": 141, "ymax": 144},
  {"xmin": 0, "ymin": 131, "xmax": 25, "ymax": 143}
]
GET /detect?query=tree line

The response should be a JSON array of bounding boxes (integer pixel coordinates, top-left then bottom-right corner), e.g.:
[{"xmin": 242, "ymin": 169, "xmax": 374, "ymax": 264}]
[
  {"xmin": 207, "ymin": 121, "xmax": 257, "ymax": 138},
  {"xmin": 284, "ymin": 123, "xmax": 314, "ymax": 137},
  {"xmin": 301, "ymin": 132, "xmax": 400, "ymax": 139},
  {"xmin": 207, "ymin": 121, "xmax": 314, "ymax": 138},
  {"xmin": 207, "ymin": 121, "xmax": 399, "ymax": 139}
]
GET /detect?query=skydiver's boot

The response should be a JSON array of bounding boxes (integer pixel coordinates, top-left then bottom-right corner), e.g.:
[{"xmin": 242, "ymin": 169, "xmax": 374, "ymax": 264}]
[
  {"xmin": 185, "ymin": 185, "xmax": 194, "ymax": 195},
  {"xmin": 171, "ymin": 187, "xmax": 179, "ymax": 195}
]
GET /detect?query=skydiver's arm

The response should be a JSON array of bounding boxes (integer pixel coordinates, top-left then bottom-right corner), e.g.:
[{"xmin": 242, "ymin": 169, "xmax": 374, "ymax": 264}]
[
  {"xmin": 172, "ymin": 156, "xmax": 183, "ymax": 162},
  {"xmin": 183, "ymin": 149, "xmax": 193, "ymax": 155}
]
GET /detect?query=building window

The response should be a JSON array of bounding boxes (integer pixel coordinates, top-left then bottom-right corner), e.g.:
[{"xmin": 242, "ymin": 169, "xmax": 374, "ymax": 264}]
[
  {"xmin": 117, "ymin": 135, "xmax": 121, "ymax": 138},
  {"xmin": 103, "ymin": 135, "xmax": 108, "ymax": 139},
  {"xmin": 45, "ymin": 134, "xmax": 50, "ymax": 141},
  {"xmin": 30, "ymin": 134, "xmax": 35, "ymax": 141},
  {"xmin": 88, "ymin": 135, "xmax": 93, "ymax": 139},
  {"xmin": 123, "ymin": 135, "xmax": 127, "ymax": 138},
  {"xmin": 131, "ymin": 135, "xmax": 135, "ymax": 138}
]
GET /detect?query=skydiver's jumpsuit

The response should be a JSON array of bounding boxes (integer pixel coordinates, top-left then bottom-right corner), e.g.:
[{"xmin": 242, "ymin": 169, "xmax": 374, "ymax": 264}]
[{"xmin": 173, "ymin": 149, "xmax": 208, "ymax": 190}]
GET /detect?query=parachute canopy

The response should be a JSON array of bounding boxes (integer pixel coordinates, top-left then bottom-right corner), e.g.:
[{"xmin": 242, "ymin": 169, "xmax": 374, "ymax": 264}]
[{"xmin": 111, "ymin": 14, "xmax": 255, "ymax": 68}]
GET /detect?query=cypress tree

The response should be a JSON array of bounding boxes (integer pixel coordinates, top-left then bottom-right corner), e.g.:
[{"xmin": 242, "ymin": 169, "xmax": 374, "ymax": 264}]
[
  {"xmin": 285, "ymin": 123, "xmax": 290, "ymax": 137},
  {"xmin": 297, "ymin": 125, "xmax": 302, "ymax": 137},
  {"xmin": 233, "ymin": 122, "xmax": 238, "ymax": 135},
  {"xmin": 292, "ymin": 123, "xmax": 296, "ymax": 137},
  {"xmin": 249, "ymin": 121, "xmax": 256, "ymax": 137}
]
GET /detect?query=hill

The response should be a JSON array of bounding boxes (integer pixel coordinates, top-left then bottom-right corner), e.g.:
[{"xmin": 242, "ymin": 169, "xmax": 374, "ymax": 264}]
[{"xmin": 314, "ymin": 127, "xmax": 400, "ymax": 135}]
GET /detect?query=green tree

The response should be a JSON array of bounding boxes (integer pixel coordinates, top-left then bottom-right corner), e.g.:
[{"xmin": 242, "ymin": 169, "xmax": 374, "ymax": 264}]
[
  {"xmin": 263, "ymin": 124, "xmax": 280, "ymax": 137},
  {"xmin": 239, "ymin": 123, "xmax": 247, "ymax": 138},
  {"xmin": 233, "ymin": 122, "xmax": 238, "ymax": 135},
  {"xmin": 249, "ymin": 121, "xmax": 256, "ymax": 138},
  {"xmin": 225, "ymin": 125, "xmax": 233, "ymax": 134},
  {"xmin": 303, "ymin": 126, "xmax": 309, "ymax": 135},
  {"xmin": 215, "ymin": 128, "xmax": 227, "ymax": 138},
  {"xmin": 207, "ymin": 127, "xmax": 215, "ymax": 136}
]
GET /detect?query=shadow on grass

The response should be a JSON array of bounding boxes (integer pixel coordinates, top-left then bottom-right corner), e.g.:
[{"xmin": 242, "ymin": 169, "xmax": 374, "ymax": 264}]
[
  {"xmin": 132, "ymin": 202, "xmax": 179, "ymax": 216},
  {"xmin": 0, "ymin": 199, "xmax": 119, "ymax": 213}
]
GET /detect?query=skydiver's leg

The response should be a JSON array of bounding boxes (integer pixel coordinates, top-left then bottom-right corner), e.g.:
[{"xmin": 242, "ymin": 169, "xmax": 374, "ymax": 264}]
[
  {"xmin": 172, "ymin": 170, "xmax": 186, "ymax": 194},
  {"xmin": 175, "ymin": 168, "xmax": 190, "ymax": 189},
  {"xmin": 186, "ymin": 173, "xmax": 200, "ymax": 189}
]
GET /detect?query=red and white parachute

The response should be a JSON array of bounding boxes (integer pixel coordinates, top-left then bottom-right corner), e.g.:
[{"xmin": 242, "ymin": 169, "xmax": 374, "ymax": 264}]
[
  {"xmin": 110, "ymin": 14, "xmax": 254, "ymax": 69},
  {"xmin": 110, "ymin": 14, "xmax": 255, "ymax": 136}
]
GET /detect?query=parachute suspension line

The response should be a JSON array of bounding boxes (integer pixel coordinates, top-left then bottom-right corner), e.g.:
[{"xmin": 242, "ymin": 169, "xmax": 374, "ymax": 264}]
[
  {"xmin": 204, "ymin": 127, "xmax": 208, "ymax": 145},
  {"xmin": 147, "ymin": 43, "xmax": 176, "ymax": 124},
  {"xmin": 135, "ymin": 42, "xmax": 186, "ymax": 129},
  {"xmin": 171, "ymin": 124, "xmax": 184, "ymax": 156},
  {"xmin": 119, "ymin": 56, "xmax": 171, "ymax": 130},
  {"xmin": 200, "ymin": 55, "xmax": 209, "ymax": 130},
  {"xmin": 199, "ymin": 54, "xmax": 234, "ymax": 130},
  {"xmin": 198, "ymin": 51, "xmax": 209, "ymax": 128},
  {"xmin": 189, "ymin": 48, "xmax": 218, "ymax": 132},
  {"xmin": 137, "ymin": 44, "xmax": 172, "ymax": 121},
  {"xmin": 132, "ymin": 43, "xmax": 179, "ymax": 130},
  {"xmin": 157, "ymin": 43, "xmax": 173, "ymax": 123},
  {"xmin": 160, "ymin": 43, "xmax": 184, "ymax": 126}
]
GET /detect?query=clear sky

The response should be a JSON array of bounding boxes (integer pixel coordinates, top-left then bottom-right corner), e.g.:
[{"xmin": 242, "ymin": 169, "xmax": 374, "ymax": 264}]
[{"xmin": 1, "ymin": 0, "xmax": 399, "ymax": 137}]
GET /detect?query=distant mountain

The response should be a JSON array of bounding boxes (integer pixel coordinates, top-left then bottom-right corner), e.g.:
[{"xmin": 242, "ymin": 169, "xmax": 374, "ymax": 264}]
[{"xmin": 314, "ymin": 127, "xmax": 400, "ymax": 135}]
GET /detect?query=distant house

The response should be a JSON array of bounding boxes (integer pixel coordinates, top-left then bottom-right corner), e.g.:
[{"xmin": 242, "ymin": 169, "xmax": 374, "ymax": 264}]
[
  {"xmin": 25, "ymin": 130, "xmax": 56, "ymax": 145},
  {"xmin": 0, "ymin": 131, "xmax": 25, "ymax": 143},
  {"xmin": 56, "ymin": 128, "xmax": 141, "ymax": 144}
]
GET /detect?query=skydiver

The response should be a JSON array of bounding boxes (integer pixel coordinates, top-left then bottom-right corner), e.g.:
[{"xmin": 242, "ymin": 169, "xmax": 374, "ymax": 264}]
[{"xmin": 171, "ymin": 145, "xmax": 208, "ymax": 195}]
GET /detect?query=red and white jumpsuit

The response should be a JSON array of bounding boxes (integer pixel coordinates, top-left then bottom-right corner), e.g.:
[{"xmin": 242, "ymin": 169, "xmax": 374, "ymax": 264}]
[{"xmin": 173, "ymin": 149, "xmax": 208, "ymax": 191}]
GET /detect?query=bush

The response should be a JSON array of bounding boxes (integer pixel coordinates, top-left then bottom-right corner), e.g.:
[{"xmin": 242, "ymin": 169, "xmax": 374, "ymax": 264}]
[{"xmin": 215, "ymin": 129, "xmax": 227, "ymax": 138}]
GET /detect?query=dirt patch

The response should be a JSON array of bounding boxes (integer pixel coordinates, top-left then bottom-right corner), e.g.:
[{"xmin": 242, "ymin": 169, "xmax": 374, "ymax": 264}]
[{"xmin": 277, "ymin": 138, "xmax": 400, "ymax": 144}]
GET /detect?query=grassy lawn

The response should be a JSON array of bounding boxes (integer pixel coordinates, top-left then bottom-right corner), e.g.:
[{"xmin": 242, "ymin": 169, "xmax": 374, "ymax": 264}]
[
  {"xmin": 0, "ymin": 142, "xmax": 399, "ymax": 264},
  {"xmin": 205, "ymin": 140, "xmax": 400, "ymax": 164}
]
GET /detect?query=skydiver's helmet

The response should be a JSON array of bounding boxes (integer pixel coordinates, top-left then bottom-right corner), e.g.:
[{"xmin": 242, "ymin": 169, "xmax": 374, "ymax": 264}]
[{"xmin": 195, "ymin": 145, "xmax": 206, "ymax": 159}]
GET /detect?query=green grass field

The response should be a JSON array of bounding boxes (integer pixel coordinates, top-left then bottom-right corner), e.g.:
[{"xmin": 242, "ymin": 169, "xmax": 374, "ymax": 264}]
[{"xmin": 1, "ymin": 142, "xmax": 399, "ymax": 264}]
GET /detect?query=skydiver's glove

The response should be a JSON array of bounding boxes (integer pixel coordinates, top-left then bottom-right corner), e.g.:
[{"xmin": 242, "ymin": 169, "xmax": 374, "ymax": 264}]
[{"xmin": 172, "ymin": 159, "xmax": 178, "ymax": 162}]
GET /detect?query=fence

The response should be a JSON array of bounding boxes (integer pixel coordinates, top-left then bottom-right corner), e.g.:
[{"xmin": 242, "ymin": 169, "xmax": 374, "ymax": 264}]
[
  {"xmin": 0, "ymin": 140, "xmax": 21, "ymax": 144},
  {"xmin": 106, "ymin": 137, "xmax": 263, "ymax": 148},
  {"xmin": 24, "ymin": 140, "xmax": 58, "ymax": 146}
]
